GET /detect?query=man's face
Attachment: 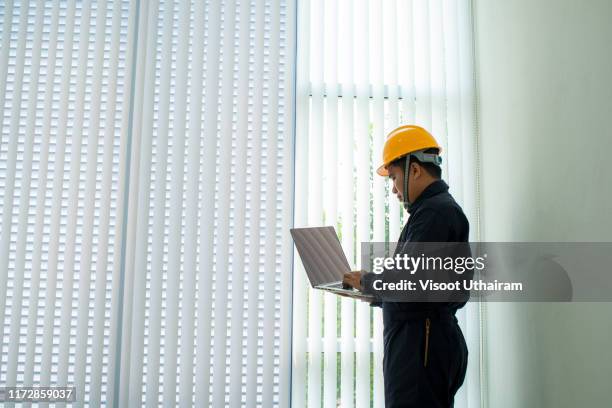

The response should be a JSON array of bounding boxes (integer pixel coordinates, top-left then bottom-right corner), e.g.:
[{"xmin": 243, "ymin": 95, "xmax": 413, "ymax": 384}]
[
  {"xmin": 387, "ymin": 164, "xmax": 405, "ymax": 202},
  {"xmin": 388, "ymin": 162, "xmax": 424, "ymax": 204}
]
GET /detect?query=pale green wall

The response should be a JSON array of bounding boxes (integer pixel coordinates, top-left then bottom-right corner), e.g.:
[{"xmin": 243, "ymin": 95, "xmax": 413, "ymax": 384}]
[{"xmin": 473, "ymin": 0, "xmax": 612, "ymax": 406}]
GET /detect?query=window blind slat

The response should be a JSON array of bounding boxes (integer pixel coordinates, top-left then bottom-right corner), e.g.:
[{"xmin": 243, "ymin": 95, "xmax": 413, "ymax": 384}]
[
  {"xmin": 39, "ymin": 0, "xmax": 77, "ymax": 387},
  {"xmin": 398, "ymin": 0, "xmax": 416, "ymax": 125},
  {"xmin": 57, "ymin": 0, "xmax": 93, "ymax": 384},
  {"xmin": 165, "ymin": 0, "xmax": 191, "ymax": 405},
  {"xmin": 370, "ymin": 0, "xmax": 385, "ymax": 243},
  {"xmin": 292, "ymin": 0, "xmax": 311, "ymax": 405},
  {"xmin": 245, "ymin": 0, "xmax": 264, "ymax": 404},
  {"xmin": 444, "ymin": 0, "xmax": 464, "ymax": 205},
  {"xmin": 322, "ymin": 0, "xmax": 339, "ymax": 405},
  {"xmin": 430, "ymin": 0, "xmax": 449, "ymax": 159},
  {"xmin": 90, "ymin": 0, "xmax": 125, "ymax": 404},
  {"xmin": 390, "ymin": 0, "xmax": 407, "ymax": 241},
  {"xmin": 373, "ymin": 2, "xmax": 390, "ymax": 407},
  {"xmin": 0, "ymin": 1, "xmax": 14, "ymax": 144},
  {"xmin": 127, "ymin": 0, "xmax": 161, "ymax": 404},
  {"xmin": 6, "ymin": 0, "xmax": 43, "ymax": 387},
  {"xmin": 354, "ymin": 0, "xmax": 370, "ymax": 403},
  {"xmin": 414, "ymin": 0, "xmax": 432, "ymax": 128},
  {"xmin": 178, "ymin": 0, "xmax": 205, "ymax": 404},
  {"xmin": 114, "ymin": 0, "xmax": 145, "ymax": 405},
  {"xmin": 23, "ymin": 0, "xmax": 61, "ymax": 390},
  {"xmin": 338, "ymin": 0, "xmax": 357, "ymax": 403},
  {"xmin": 457, "ymin": 4, "xmax": 482, "ymax": 404},
  {"xmin": 0, "ymin": 0, "xmax": 30, "ymax": 356},
  {"xmin": 279, "ymin": 0, "xmax": 298, "ymax": 404},
  {"xmin": 211, "ymin": 0, "xmax": 236, "ymax": 405},
  {"xmin": 73, "ymin": 1, "xmax": 109, "ymax": 403},
  {"xmin": 194, "ymin": 0, "xmax": 221, "ymax": 403},
  {"xmin": 227, "ymin": 0, "xmax": 251, "ymax": 405},
  {"xmin": 143, "ymin": 0, "xmax": 174, "ymax": 403},
  {"xmin": 307, "ymin": 0, "xmax": 324, "ymax": 405},
  {"xmin": 458, "ymin": 0, "xmax": 479, "ymax": 228},
  {"xmin": 262, "ymin": 0, "xmax": 281, "ymax": 405}
]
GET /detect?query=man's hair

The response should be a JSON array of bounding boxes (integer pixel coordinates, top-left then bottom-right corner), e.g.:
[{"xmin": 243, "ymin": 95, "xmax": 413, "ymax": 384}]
[{"xmin": 389, "ymin": 148, "xmax": 442, "ymax": 179}]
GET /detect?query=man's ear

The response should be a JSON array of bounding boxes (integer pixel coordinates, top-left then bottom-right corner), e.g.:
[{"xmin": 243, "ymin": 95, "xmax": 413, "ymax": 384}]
[{"xmin": 411, "ymin": 162, "xmax": 421, "ymax": 179}]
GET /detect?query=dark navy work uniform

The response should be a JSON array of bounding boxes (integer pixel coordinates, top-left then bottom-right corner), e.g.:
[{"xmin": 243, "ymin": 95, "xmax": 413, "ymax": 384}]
[{"xmin": 361, "ymin": 180, "xmax": 470, "ymax": 408}]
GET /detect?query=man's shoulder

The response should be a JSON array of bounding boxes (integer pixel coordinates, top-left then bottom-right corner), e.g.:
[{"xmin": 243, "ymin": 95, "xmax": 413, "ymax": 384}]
[
  {"xmin": 418, "ymin": 191, "xmax": 469, "ymax": 230},
  {"xmin": 418, "ymin": 190, "xmax": 462, "ymax": 217}
]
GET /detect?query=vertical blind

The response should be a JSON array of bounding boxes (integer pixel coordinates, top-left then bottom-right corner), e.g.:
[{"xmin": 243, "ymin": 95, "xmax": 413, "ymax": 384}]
[
  {"xmin": 0, "ymin": 1, "xmax": 133, "ymax": 406},
  {"xmin": 293, "ymin": 0, "xmax": 482, "ymax": 407},
  {"xmin": 0, "ymin": 0, "xmax": 297, "ymax": 407},
  {"xmin": 0, "ymin": 0, "xmax": 482, "ymax": 407},
  {"xmin": 117, "ymin": 0, "xmax": 295, "ymax": 406}
]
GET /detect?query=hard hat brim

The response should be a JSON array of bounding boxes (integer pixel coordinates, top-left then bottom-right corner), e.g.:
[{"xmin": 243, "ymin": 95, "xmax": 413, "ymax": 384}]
[{"xmin": 376, "ymin": 165, "xmax": 389, "ymax": 177}]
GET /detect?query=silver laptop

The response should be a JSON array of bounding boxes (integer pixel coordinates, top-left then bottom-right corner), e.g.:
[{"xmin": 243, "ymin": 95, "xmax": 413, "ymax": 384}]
[{"xmin": 290, "ymin": 226, "xmax": 374, "ymax": 299}]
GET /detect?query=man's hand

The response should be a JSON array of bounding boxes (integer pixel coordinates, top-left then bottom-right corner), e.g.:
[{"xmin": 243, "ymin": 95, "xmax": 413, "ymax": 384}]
[{"xmin": 343, "ymin": 271, "xmax": 363, "ymax": 291}]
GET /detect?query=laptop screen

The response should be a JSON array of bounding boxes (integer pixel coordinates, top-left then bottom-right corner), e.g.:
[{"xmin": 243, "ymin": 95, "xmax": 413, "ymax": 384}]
[{"xmin": 290, "ymin": 226, "xmax": 351, "ymax": 287}]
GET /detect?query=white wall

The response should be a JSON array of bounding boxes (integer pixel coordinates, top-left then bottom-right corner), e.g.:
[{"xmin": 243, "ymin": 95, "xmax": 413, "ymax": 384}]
[{"xmin": 473, "ymin": 0, "xmax": 612, "ymax": 406}]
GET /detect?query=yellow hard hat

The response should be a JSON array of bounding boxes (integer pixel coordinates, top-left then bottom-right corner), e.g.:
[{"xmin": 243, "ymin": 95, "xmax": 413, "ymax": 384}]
[{"xmin": 376, "ymin": 125, "xmax": 442, "ymax": 176}]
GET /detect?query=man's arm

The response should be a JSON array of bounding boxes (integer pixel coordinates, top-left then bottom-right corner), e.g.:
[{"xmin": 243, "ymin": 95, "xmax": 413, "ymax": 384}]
[{"xmin": 358, "ymin": 208, "xmax": 451, "ymax": 302}]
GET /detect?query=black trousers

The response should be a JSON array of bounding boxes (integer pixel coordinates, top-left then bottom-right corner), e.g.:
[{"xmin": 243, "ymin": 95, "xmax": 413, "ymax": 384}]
[{"xmin": 382, "ymin": 311, "xmax": 468, "ymax": 408}]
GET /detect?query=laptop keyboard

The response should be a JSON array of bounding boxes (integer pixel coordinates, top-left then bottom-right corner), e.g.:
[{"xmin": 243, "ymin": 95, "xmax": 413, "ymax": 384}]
[{"xmin": 323, "ymin": 281, "xmax": 351, "ymax": 290}]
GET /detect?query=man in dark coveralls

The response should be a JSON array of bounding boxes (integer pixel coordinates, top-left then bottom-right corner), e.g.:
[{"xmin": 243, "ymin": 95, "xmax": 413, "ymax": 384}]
[{"xmin": 343, "ymin": 125, "xmax": 469, "ymax": 408}]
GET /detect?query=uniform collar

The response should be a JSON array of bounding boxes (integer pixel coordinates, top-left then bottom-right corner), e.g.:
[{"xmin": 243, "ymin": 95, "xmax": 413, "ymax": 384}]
[{"xmin": 408, "ymin": 179, "xmax": 449, "ymax": 214}]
